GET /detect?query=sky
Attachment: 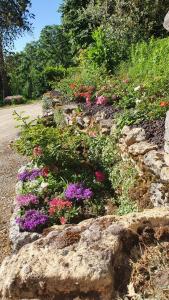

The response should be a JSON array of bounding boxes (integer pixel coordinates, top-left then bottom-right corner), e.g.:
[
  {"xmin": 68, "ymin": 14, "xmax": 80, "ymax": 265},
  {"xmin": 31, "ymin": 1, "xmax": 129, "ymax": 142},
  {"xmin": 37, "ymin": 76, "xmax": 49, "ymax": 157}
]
[{"xmin": 14, "ymin": 0, "xmax": 63, "ymax": 52}]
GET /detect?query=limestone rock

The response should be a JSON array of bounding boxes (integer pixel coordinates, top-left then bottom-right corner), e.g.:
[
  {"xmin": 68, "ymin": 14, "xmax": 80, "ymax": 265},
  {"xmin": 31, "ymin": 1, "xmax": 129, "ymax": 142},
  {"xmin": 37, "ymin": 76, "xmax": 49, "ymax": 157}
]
[
  {"xmin": 150, "ymin": 183, "xmax": 169, "ymax": 207},
  {"xmin": 9, "ymin": 210, "xmax": 41, "ymax": 253},
  {"xmin": 164, "ymin": 11, "xmax": 169, "ymax": 31},
  {"xmin": 160, "ymin": 166, "xmax": 169, "ymax": 182},
  {"xmin": 164, "ymin": 141, "xmax": 169, "ymax": 154},
  {"xmin": 124, "ymin": 127, "xmax": 146, "ymax": 146},
  {"xmin": 164, "ymin": 152, "xmax": 169, "ymax": 166},
  {"xmin": 143, "ymin": 150, "xmax": 165, "ymax": 176},
  {"xmin": 63, "ymin": 104, "xmax": 78, "ymax": 115},
  {"xmin": 121, "ymin": 125, "xmax": 130, "ymax": 136},
  {"xmin": 128, "ymin": 141, "xmax": 157, "ymax": 156},
  {"xmin": 100, "ymin": 119, "xmax": 112, "ymax": 134},
  {"xmin": 94, "ymin": 111, "xmax": 106, "ymax": 123},
  {"xmin": 0, "ymin": 209, "xmax": 169, "ymax": 300},
  {"xmin": 164, "ymin": 111, "xmax": 169, "ymax": 153}
]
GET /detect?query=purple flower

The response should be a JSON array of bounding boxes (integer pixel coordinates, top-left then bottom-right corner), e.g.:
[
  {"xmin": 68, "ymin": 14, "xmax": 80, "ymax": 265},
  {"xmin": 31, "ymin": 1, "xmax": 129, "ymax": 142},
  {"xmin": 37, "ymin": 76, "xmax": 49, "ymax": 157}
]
[
  {"xmin": 16, "ymin": 194, "xmax": 39, "ymax": 207},
  {"xmin": 16, "ymin": 210, "xmax": 48, "ymax": 232},
  {"xmin": 18, "ymin": 169, "xmax": 42, "ymax": 182},
  {"xmin": 65, "ymin": 183, "xmax": 93, "ymax": 201}
]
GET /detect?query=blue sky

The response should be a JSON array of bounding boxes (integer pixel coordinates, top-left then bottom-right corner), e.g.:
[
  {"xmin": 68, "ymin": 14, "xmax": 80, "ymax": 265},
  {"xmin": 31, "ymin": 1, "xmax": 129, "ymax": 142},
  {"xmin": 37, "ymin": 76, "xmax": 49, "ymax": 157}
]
[{"xmin": 14, "ymin": 0, "xmax": 63, "ymax": 52}]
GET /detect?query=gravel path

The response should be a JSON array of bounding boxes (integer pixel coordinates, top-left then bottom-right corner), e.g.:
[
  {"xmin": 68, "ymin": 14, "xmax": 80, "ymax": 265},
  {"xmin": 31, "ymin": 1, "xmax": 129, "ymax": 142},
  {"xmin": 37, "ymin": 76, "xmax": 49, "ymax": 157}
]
[{"xmin": 0, "ymin": 102, "xmax": 42, "ymax": 264}]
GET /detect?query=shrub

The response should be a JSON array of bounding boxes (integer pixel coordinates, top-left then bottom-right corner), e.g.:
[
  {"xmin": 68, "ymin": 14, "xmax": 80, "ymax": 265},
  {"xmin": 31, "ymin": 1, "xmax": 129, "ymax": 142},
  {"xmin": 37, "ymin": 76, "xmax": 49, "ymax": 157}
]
[{"xmin": 4, "ymin": 95, "xmax": 25, "ymax": 105}]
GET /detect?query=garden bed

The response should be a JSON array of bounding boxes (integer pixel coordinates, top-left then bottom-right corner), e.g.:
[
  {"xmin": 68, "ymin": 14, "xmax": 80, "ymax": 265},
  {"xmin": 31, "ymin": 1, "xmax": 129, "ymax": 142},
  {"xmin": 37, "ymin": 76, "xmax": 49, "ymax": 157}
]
[{"xmin": 133, "ymin": 118, "xmax": 165, "ymax": 150}]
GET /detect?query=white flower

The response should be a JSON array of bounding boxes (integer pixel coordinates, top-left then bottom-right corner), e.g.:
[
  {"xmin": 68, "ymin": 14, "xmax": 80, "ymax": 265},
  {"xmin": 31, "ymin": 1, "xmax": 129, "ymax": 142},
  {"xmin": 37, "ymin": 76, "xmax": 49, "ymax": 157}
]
[
  {"xmin": 136, "ymin": 98, "xmax": 142, "ymax": 104},
  {"xmin": 134, "ymin": 85, "xmax": 141, "ymax": 92},
  {"xmin": 27, "ymin": 180, "xmax": 39, "ymax": 189},
  {"xmin": 18, "ymin": 165, "xmax": 27, "ymax": 173},
  {"xmin": 15, "ymin": 181, "xmax": 23, "ymax": 194},
  {"xmin": 41, "ymin": 182, "xmax": 49, "ymax": 189}
]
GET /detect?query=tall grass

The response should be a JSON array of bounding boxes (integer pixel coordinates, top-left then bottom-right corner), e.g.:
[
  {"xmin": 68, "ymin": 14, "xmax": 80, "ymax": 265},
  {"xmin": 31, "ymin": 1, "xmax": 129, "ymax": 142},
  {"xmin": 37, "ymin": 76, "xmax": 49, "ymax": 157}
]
[{"xmin": 120, "ymin": 37, "xmax": 169, "ymax": 91}]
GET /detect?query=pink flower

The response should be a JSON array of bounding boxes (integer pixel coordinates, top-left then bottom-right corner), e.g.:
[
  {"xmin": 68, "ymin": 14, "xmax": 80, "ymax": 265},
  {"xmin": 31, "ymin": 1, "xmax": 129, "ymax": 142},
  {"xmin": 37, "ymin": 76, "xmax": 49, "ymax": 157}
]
[
  {"xmin": 96, "ymin": 96, "xmax": 108, "ymax": 105},
  {"xmin": 95, "ymin": 171, "xmax": 105, "ymax": 183},
  {"xmin": 33, "ymin": 146, "xmax": 43, "ymax": 157},
  {"xmin": 60, "ymin": 217, "xmax": 67, "ymax": 225},
  {"xmin": 123, "ymin": 79, "xmax": 129, "ymax": 84}
]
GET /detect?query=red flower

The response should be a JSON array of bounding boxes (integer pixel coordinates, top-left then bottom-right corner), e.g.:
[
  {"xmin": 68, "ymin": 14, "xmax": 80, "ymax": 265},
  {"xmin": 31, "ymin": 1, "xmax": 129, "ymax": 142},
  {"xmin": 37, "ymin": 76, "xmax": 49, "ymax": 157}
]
[
  {"xmin": 49, "ymin": 198, "xmax": 72, "ymax": 215},
  {"xmin": 33, "ymin": 146, "xmax": 43, "ymax": 157},
  {"xmin": 60, "ymin": 217, "xmax": 67, "ymax": 225},
  {"xmin": 41, "ymin": 166, "xmax": 49, "ymax": 177},
  {"xmin": 95, "ymin": 171, "xmax": 105, "ymax": 183},
  {"xmin": 160, "ymin": 101, "xmax": 169, "ymax": 107},
  {"xmin": 123, "ymin": 79, "xmax": 129, "ymax": 84}
]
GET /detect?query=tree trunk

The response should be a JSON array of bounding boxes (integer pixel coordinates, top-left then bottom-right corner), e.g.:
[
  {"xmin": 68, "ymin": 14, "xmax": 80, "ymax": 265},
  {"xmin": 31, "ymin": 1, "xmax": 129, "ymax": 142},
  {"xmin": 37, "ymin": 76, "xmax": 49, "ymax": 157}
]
[{"xmin": 0, "ymin": 41, "xmax": 9, "ymax": 100}]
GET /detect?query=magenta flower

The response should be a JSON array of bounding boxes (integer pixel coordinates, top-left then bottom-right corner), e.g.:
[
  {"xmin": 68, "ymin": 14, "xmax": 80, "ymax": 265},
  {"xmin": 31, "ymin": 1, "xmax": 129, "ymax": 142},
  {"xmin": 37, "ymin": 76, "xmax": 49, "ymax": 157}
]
[
  {"xmin": 16, "ymin": 194, "xmax": 39, "ymax": 207},
  {"xmin": 16, "ymin": 210, "xmax": 49, "ymax": 232},
  {"xmin": 18, "ymin": 169, "xmax": 42, "ymax": 182},
  {"xmin": 65, "ymin": 183, "xmax": 93, "ymax": 201}
]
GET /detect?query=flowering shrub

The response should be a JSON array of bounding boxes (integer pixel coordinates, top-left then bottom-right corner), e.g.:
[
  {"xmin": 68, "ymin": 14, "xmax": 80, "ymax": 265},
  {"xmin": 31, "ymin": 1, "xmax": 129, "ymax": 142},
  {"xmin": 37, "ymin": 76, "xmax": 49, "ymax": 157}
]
[
  {"xmin": 65, "ymin": 183, "xmax": 93, "ymax": 201},
  {"xmin": 16, "ymin": 210, "xmax": 49, "ymax": 232}
]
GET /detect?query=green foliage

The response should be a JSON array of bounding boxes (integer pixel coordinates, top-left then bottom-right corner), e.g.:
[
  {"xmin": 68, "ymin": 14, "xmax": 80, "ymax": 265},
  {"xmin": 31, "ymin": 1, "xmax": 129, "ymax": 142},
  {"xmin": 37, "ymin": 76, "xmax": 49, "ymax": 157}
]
[
  {"xmin": 7, "ymin": 25, "xmax": 73, "ymax": 98},
  {"xmin": 110, "ymin": 160, "xmax": 138, "ymax": 215},
  {"xmin": 43, "ymin": 66, "xmax": 67, "ymax": 87},
  {"xmin": 123, "ymin": 38, "xmax": 169, "ymax": 93}
]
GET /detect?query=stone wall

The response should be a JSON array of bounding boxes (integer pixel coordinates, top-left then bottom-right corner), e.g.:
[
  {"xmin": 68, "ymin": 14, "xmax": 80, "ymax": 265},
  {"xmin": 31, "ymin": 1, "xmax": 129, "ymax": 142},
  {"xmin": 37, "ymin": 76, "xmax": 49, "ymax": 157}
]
[{"xmin": 119, "ymin": 117, "xmax": 169, "ymax": 208}]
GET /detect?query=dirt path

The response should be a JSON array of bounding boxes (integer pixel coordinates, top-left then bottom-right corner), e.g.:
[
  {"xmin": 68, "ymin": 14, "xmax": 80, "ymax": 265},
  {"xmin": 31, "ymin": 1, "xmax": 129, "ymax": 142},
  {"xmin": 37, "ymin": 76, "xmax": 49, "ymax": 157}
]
[{"xmin": 0, "ymin": 102, "xmax": 42, "ymax": 264}]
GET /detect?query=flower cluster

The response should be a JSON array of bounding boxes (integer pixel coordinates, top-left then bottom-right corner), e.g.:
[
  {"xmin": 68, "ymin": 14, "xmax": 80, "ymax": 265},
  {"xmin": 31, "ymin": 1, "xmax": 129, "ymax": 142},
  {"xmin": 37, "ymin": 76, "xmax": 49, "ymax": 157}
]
[
  {"xmin": 95, "ymin": 171, "xmax": 105, "ymax": 183},
  {"xmin": 16, "ymin": 194, "xmax": 39, "ymax": 207},
  {"xmin": 96, "ymin": 96, "xmax": 108, "ymax": 105},
  {"xmin": 74, "ymin": 85, "xmax": 95, "ymax": 106},
  {"xmin": 65, "ymin": 183, "xmax": 93, "ymax": 201},
  {"xmin": 49, "ymin": 198, "xmax": 72, "ymax": 215},
  {"xmin": 18, "ymin": 166, "xmax": 49, "ymax": 182},
  {"xmin": 16, "ymin": 210, "xmax": 49, "ymax": 232},
  {"xmin": 160, "ymin": 101, "xmax": 169, "ymax": 107},
  {"xmin": 33, "ymin": 146, "xmax": 43, "ymax": 157},
  {"xmin": 18, "ymin": 168, "xmax": 42, "ymax": 182}
]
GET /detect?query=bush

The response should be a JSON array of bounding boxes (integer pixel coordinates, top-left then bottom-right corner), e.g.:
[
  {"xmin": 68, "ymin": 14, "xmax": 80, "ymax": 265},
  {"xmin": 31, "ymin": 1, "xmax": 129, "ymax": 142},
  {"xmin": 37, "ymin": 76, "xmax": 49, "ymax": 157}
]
[
  {"xmin": 121, "ymin": 37, "xmax": 169, "ymax": 95},
  {"xmin": 3, "ymin": 95, "xmax": 25, "ymax": 105}
]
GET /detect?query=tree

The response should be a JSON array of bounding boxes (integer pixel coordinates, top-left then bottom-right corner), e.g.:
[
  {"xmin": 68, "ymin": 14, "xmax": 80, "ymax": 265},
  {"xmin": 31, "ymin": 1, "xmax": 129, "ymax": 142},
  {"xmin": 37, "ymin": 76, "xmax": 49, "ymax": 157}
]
[{"xmin": 0, "ymin": 0, "xmax": 33, "ymax": 99}]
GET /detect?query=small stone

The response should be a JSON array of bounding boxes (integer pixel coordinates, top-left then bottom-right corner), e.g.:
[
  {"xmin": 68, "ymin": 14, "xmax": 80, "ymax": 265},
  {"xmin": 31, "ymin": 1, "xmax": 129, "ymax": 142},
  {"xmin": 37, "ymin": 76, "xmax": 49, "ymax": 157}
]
[
  {"xmin": 100, "ymin": 119, "xmax": 112, "ymax": 129},
  {"xmin": 144, "ymin": 150, "xmax": 165, "ymax": 176},
  {"xmin": 76, "ymin": 116, "xmax": 84, "ymax": 127},
  {"xmin": 150, "ymin": 183, "xmax": 169, "ymax": 207},
  {"xmin": 83, "ymin": 116, "xmax": 90, "ymax": 125},
  {"xmin": 124, "ymin": 127, "xmax": 146, "ymax": 146},
  {"xmin": 63, "ymin": 104, "xmax": 78, "ymax": 114},
  {"xmin": 128, "ymin": 142, "xmax": 157, "ymax": 156}
]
